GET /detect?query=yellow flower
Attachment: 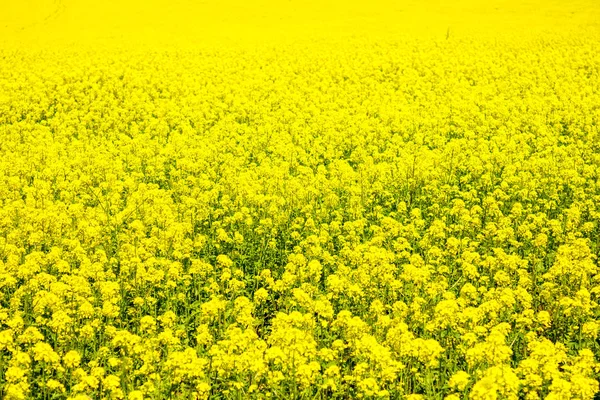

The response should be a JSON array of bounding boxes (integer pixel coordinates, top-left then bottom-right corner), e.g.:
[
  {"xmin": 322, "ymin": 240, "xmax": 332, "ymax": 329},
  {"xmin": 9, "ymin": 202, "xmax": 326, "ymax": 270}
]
[
  {"xmin": 63, "ymin": 350, "xmax": 82, "ymax": 368},
  {"xmin": 449, "ymin": 371, "xmax": 471, "ymax": 391},
  {"xmin": 139, "ymin": 315, "xmax": 157, "ymax": 334},
  {"xmin": 536, "ymin": 311, "xmax": 552, "ymax": 329},
  {"xmin": 5, "ymin": 366, "xmax": 27, "ymax": 383},
  {"xmin": 128, "ymin": 392, "xmax": 144, "ymax": 400},
  {"xmin": 4, "ymin": 381, "xmax": 30, "ymax": 400},
  {"xmin": 46, "ymin": 379, "xmax": 66, "ymax": 392},
  {"xmin": 581, "ymin": 321, "xmax": 598, "ymax": 339},
  {"xmin": 470, "ymin": 365, "xmax": 519, "ymax": 400},
  {"xmin": 253, "ymin": 288, "xmax": 269, "ymax": 304},
  {"xmin": 17, "ymin": 327, "xmax": 44, "ymax": 344},
  {"xmin": 32, "ymin": 342, "xmax": 61, "ymax": 364}
]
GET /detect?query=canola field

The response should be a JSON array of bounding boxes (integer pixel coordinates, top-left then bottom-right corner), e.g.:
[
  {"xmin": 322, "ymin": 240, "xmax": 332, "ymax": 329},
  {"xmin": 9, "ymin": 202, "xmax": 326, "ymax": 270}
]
[{"xmin": 1, "ymin": 1, "xmax": 600, "ymax": 399}]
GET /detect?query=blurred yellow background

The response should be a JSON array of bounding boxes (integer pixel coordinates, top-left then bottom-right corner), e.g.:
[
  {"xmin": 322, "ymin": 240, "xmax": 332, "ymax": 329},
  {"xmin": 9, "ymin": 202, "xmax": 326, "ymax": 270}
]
[{"xmin": 1, "ymin": 0, "xmax": 599, "ymax": 48}]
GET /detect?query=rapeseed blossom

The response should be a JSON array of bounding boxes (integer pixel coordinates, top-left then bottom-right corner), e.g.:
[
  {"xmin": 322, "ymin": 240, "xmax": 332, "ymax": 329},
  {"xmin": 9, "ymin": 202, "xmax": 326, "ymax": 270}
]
[{"xmin": 1, "ymin": 0, "xmax": 600, "ymax": 398}]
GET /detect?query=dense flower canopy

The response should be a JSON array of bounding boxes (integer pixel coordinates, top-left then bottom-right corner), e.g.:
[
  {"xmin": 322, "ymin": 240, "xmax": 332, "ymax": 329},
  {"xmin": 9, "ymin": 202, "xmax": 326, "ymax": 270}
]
[{"xmin": 1, "ymin": 1, "xmax": 600, "ymax": 399}]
